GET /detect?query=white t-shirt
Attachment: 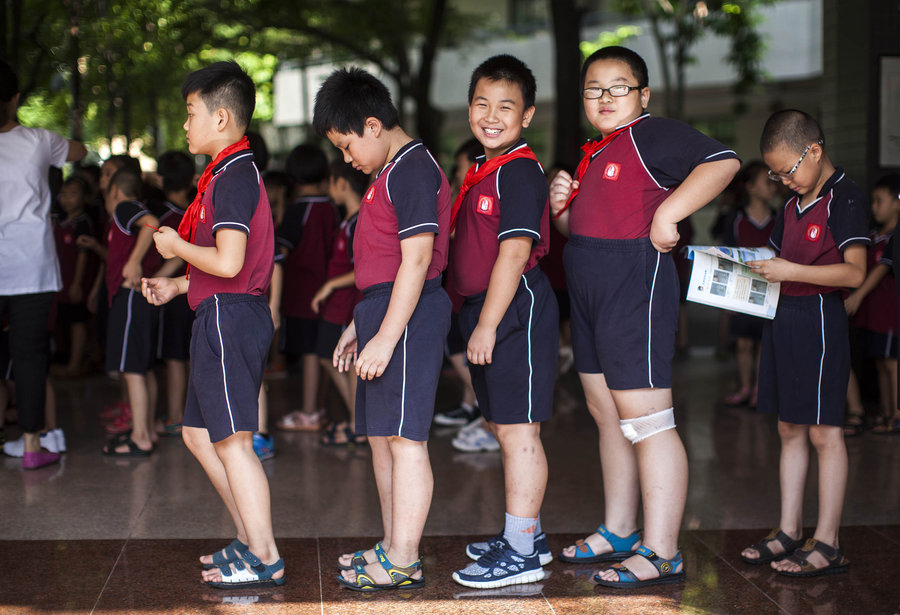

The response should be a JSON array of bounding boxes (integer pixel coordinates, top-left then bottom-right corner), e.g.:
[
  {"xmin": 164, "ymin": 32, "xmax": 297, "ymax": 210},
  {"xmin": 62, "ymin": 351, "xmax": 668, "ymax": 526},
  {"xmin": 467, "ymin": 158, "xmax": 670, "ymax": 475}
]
[{"xmin": 0, "ymin": 125, "xmax": 70, "ymax": 294}]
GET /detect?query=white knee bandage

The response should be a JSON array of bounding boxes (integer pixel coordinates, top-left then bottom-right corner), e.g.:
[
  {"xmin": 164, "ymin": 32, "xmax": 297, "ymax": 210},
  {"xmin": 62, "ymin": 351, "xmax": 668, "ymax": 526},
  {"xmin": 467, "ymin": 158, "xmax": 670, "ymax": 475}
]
[{"xmin": 619, "ymin": 407, "xmax": 676, "ymax": 444}]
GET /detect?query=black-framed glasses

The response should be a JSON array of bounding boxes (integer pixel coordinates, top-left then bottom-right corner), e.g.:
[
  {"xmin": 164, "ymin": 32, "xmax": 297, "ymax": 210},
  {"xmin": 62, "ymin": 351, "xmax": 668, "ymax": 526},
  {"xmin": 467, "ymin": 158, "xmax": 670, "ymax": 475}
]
[
  {"xmin": 768, "ymin": 140, "xmax": 822, "ymax": 182},
  {"xmin": 582, "ymin": 85, "xmax": 643, "ymax": 99}
]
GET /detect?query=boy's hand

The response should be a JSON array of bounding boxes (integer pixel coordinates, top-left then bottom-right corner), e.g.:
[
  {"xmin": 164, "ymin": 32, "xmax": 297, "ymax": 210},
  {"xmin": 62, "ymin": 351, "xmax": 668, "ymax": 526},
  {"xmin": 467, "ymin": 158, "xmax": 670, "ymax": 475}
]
[
  {"xmin": 122, "ymin": 259, "xmax": 142, "ymax": 289},
  {"xmin": 269, "ymin": 305, "xmax": 281, "ymax": 331},
  {"xmin": 747, "ymin": 257, "xmax": 794, "ymax": 283},
  {"xmin": 68, "ymin": 286, "xmax": 83, "ymax": 304},
  {"xmin": 467, "ymin": 323, "xmax": 496, "ymax": 365},
  {"xmin": 152, "ymin": 226, "xmax": 180, "ymax": 259},
  {"xmin": 311, "ymin": 283, "xmax": 332, "ymax": 314},
  {"xmin": 650, "ymin": 214, "xmax": 680, "ymax": 253},
  {"xmin": 333, "ymin": 321, "xmax": 358, "ymax": 373},
  {"xmin": 87, "ymin": 286, "xmax": 99, "ymax": 314},
  {"xmin": 844, "ymin": 292, "xmax": 862, "ymax": 316},
  {"xmin": 355, "ymin": 332, "xmax": 395, "ymax": 381},
  {"xmin": 549, "ymin": 170, "xmax": 576, "ymax": 217},
  {"xmin": 76, "ymin": 235, "xmax": 98, "ymax": 251},
  {"xmin": 141, "ymin": 277, "xmax": 179, "ymax": 305}
]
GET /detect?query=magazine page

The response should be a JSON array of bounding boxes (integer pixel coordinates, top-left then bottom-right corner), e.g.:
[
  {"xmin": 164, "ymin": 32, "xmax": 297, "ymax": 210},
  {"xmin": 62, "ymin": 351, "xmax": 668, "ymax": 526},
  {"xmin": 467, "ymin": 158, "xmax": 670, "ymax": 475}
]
[{"xmin": 684, "ymin": 246, "xmax": 780, "ymax": 319}]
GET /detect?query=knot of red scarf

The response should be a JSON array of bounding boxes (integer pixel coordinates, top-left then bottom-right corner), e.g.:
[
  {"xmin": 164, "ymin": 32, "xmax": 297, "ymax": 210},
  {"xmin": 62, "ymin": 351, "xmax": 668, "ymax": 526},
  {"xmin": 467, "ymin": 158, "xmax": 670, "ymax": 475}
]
[
  {"xmin": 450, "ymin": 146, "xmax": 538, "ymax": 231},
  {"xmin": 553, "ymin": 118, "xmax": 645, "ymax": 219}
]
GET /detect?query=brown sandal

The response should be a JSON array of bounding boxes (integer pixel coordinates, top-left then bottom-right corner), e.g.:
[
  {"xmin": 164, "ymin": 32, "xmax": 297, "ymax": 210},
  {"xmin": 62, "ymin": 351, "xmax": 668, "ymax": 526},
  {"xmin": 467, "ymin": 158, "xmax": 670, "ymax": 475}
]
[{"xmin": 777, "ymin": 538, "xmax": 849, "ymax": 577}]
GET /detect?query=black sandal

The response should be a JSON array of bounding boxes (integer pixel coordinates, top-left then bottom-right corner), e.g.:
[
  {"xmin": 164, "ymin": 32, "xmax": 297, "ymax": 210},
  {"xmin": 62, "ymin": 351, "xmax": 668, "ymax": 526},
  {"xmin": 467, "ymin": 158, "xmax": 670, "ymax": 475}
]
[
  {"xmin": 740, "ymin": 528, "xmax": 804, "ymax": 565},
  {"xmin": 777, "ymin": 538, "xmax": 849, "ymax": 577},
  {"xmin": 321, "ymin": 422, "xmax": 367, "ymax": 447}
]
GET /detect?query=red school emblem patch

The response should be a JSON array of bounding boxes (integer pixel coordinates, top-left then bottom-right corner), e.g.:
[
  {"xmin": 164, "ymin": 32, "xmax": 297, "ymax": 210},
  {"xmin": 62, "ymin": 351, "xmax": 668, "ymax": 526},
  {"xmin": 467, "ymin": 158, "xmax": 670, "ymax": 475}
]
[
  {"xmin": 805, "ymin": 223, "xmax": 822, "ymax": 242},
  {"xmin": 476, "ymin": 195, "xmax": 494, "ymax": 215},
  {"xmin": 364, "ymin": 186, "xmax": 376, "ymax": 203},
  {"xmin": 603, "ymin": 162, "xmax": 621, "ymax": 181}
]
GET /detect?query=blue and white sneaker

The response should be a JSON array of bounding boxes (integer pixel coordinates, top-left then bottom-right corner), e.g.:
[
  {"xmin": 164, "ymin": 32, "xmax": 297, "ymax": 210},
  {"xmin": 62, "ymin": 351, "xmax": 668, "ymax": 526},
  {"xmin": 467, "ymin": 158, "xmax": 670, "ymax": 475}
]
[
  {"xmin": 452, "ymin": 538, "xmax": 546, "ymax": 589},
  {"xmin": 466, "ymin": 531, "xmax": 553, "ymax": 566},
  {"xmin": 252, "ymin": 432, "xmax": 275, "ymax": 461}
]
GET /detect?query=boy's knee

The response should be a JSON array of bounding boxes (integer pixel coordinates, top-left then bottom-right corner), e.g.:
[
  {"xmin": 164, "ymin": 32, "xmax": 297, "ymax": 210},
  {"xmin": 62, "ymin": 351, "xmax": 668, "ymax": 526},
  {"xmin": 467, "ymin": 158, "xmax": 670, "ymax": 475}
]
[
  {"xmin": 777, "ymin": 421, "xmax": 808, "ymax": 440},
  {"xmin": 808, "ymin": 424, "xmax": 843, "ymax": 449},
  {"xmin": 494, "ymin": 421, "xmax": 541, "ymax": 445},
  {"xmin": 619, "ymin": 407, "xmax": 675, "ymax": 444}
]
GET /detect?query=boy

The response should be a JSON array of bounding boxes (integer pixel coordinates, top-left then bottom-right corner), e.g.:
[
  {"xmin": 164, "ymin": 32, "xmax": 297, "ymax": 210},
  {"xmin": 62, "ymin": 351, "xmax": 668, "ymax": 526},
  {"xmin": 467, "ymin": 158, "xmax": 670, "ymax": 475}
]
[
  {"xmin": 313, "ymin": 66, "xmax": 451, "ymax": 591},
  {"xmin": 549, "ymin": 47, "xmax": 739, "ymax": 587},
  {"xmin": 741, "ymin": 109, "xmax": 868, "ymax": 576},
  {"xmin": 844, "ymin": 174, "xmax": 899, "ymax": 433},
  {"xmin": 312, "ymin": 160, "xmax": 367, "ymax": 446},
  {"xmin": 141, "ymin": 60, "xmax": 283, "ymax": 588},
  {"xmin": 276, "ymin": 144, "xmax": 336, "ymax": 432},
  {"xmin": 448, "ymin": 55, "xmax": 559, "ymax": 589},
  {"xmin": 101, "ymin": 168, "xmax": 161, "ymax": 456}
]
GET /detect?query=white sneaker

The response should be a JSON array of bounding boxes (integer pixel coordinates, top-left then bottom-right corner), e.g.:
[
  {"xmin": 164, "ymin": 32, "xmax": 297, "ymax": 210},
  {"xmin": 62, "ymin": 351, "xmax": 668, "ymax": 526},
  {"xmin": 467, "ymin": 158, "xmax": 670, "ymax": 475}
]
[
  {"xmin": 452, "ymin": 423, "xmax": 500, "ymax": 452},
  {"xmin": 2, "ymin": 429, "xmax": 65, "ymax": 458}
]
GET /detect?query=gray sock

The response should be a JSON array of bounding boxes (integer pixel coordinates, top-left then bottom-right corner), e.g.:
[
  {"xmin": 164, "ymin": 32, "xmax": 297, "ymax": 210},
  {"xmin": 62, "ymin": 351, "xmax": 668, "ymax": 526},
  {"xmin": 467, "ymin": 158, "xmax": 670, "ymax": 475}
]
[
  {"xmin": 535, "ymin": 515, "xmax": 542, "ymax": 536},
  {"xmin": 503, "ymin": 512, "xmax": 537, "ymax": 556}
]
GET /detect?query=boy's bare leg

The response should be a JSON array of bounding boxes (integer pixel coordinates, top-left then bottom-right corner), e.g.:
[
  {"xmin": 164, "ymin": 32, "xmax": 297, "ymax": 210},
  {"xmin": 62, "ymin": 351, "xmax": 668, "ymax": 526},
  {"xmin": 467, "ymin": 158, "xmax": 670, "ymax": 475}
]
[
  {"xmin": 166, "ymin": 359, "xmax": 187, "ymax": 425},
  {"xmin": 742, "ymin": 421, "xmax": 807, "ymax": 560},
  {"xmin": 301, "ymin": 353, "xmax": 320, "ymax": 415},
  {"xmin": 182, "ymin": 426, "xmax": 248, "ymax": 564},
  {"xmin": 337, "ymin": 435, "xmax": 393, "ymax": 568},
  {"xmin": 200, "ymin": 431, "xmax": 282, "ymax": 582},
  {"xmin": 106, "ymin": 373, "xmax": 152, "ymax": 452},
  {"xmin": 596, "ymin": 387, "xmax": 685, "ymax": 582},
  {"xmin": 736, "ymin": 338, "xmax": 754, "ymax": 394},
  {"xmin": 147, "ymin": 370, "xmax": 158, "ymax": 444},
  {"xmin": 493, "ymin": 422, "xmax": 547, "ymax": 519},
  {"xmin": 448, "ymin": 353, "xmax": 477, "ymax": 407},
  {"xmin": 341, "ymin": 436, "xmax": 429, "ymax": 584},
  {"xmin": 320, "ymin": 358, "xmax": 352, "ymax": 410},
  {"xmin": 67, "ymin": 322, "xmax": 87, "ymax": 373},
  {"xmin": 772, "ymin": 424, "xmax": 846, "ymax": 573},
  {"xmin": 562, "ymin": 373, "xmax": 640, "ymax": 558},
  {"xmin": 257, "ymin": 384, "xmax": 268, "ymax": 433}
]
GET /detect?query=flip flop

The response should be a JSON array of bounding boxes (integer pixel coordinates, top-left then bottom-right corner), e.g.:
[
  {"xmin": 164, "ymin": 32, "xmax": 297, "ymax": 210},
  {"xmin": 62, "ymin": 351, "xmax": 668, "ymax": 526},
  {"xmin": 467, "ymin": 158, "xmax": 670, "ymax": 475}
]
[{"xmin": 102, "ymin": 437, "xmax": 151, "ymax": 457}]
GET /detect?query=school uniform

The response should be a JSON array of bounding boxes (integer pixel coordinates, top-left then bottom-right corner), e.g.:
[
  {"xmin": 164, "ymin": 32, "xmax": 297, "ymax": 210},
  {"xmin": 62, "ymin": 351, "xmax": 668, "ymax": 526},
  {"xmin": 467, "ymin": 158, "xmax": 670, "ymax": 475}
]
[
  {"xmin": 352, "ymin": 139, "xmax": 451, "ymax": 442},
  {"xmin": 450, "ymin": 140, "xmax": 559, "ymax": 424},
  {"xmin": 728, "ymin": 207, "xmax": 777, "ymax": 340},
  {"xmin": 278, "ymin": 196, "xmax": 336, "ymax": 356},
  {"xmin": 757, "ymin": 169, "xmax": 870, "ymax": 426},
  {"xmin": 53, "ymin": 212, "xmax": 98, "ymax": 324},
  {"xmin": 182, "ymin": 150, "xmax": 275, "ymax": 443},
  {"xmin": 564, "ymin": 114, "xmax": 739, "ymax": 389},
  {"xmin": 861, "ymin": 231, "xmax": 897, "ymax": 358},
  {"xmin": 315, "ymin": 212, "xmax": 362, "ymax": 359},
  {"xmin": 155, "ymin": 201, "xmax": 194, "ymax": 361},
  {"xmin": 104, "ymin": 200, "xmax": 160, "ymax": 374}
]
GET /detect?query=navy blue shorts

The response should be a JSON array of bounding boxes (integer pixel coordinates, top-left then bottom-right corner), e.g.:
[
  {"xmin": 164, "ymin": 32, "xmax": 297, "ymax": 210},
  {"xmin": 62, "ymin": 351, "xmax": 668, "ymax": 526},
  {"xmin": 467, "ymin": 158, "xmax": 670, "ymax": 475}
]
[
  {"xmin": 282, "ymin": 316, "xmax": 319, "ymax": 356},
  {"xmin": 316, "ymin": 320, "xmax": 346, "ymax": 360},
  {"xmin": 730, "ymin": 312, "xmax": 765, "ymax": 340},
  {"xmin": 757, "ymin": 293, "xmax": 849, "ymax": 426},
  {"xmin": 564, "ymin": 235, "xmax": 679, "ymax": 390},
  {"xmin": 460, "ymin": 267, "xmax": 558, "ymax": 424},
  {"xmin": 354, "ymin": 277, "xmax": 451, "ymax": 441},
  {"xmin": 865, "ymin": 329, "xmax": 897, "ymax": 359},
  {"xmin": 183, "ymin": 294, "xmax": 273, "ymax": 443},
  {"xmin": 157, "ymin": 294, "xmax": 194, "ymax": 361},
  {"xmin": 445, "ymin": 312, "xmax": 466, "ymax": 356},
  {"xmin": 105, "ymin": 288, "xmax": 159, "ymax": 374}
]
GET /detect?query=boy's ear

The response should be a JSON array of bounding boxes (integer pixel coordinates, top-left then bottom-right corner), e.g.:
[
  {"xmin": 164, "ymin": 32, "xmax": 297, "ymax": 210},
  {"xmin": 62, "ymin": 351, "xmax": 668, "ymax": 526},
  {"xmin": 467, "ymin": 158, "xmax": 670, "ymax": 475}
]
[
  {"xmin": 364, "ymin": 117, "xmax": 383, "ymax": 138},
  {"xmin": 215, "ymin": 107, "xmax": 230, "ymax": 132},
  {"xmin": 522, "ymin": 106, "xmax": 536, "ymax": 128},
  {"xmin": 639, "ymin": 86, "xmax": 650, "ymax": 110}
]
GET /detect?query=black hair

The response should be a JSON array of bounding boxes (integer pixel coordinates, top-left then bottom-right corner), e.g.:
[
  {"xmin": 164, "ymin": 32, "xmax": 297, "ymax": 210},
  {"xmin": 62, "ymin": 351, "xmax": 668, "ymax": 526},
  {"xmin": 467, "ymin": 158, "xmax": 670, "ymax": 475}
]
[
  {"xmin": 313, "ymin": 67, "xmax": 399, "ymax": 138},
  {"xmin": 62, "ymin": 175, "xmax": 90, "ymax": 196},
  {"xmin": 580, "ymin": 46, "xmax": 649, "ymax": 89},
  {"xmin": 156, "ymin": 151, "xmax": 195, "ymax": 193},
  {"xmin": 467, "ymin": 54, "xmax": 537, "ymax": 109},
  {"xmin": 262, "ymin": 170, "xmax": 291, "ymax": 193},
  {"xmin": 181, "ymin": 60, "xmax": 256, "ymax": 130},
  {"xmin": 760, "ymin": 109, "xmax": 825, "ymax": 155},
  {"xmin": 285, "ymin": 143, "xmax": 329, "ymax": 185},
  {"xmin": 76, "ymin": 164, "xmax": 101, "ymax": 187},
  {"xmin": 454, "ymin": 137, "xmax": 484, "ymax": 165},
  {"xmin": 874, "ymin": 173, "xmax": 900, "ymax": 198},
  {"xmin": 0, "ymin": 59, "xmax": 17, "ymax": 102},
  {"xmin": 109, "ymin": 168, "xmax": 143, "ymax": 200},
  {"xmin": 105, "ymin": 154, "xmax": 142, "ymax": 177},
  {"xmin": 329, "ymin": 160, "xmax": 370, "ymax": 198},
  {"xmin": 739, "ymin": 160, "xmax": 770, "ymax": 187},
  {"xmin": 246, "ymin": 130, "xmax": 270, "ymax": 172}
]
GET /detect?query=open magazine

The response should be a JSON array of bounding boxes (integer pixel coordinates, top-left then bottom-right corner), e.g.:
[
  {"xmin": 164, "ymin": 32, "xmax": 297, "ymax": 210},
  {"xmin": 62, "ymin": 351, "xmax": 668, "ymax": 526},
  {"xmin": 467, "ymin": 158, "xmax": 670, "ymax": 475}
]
[{"xmin": 684, "ymin": 246, "xmax": 780, "ymax": 319}]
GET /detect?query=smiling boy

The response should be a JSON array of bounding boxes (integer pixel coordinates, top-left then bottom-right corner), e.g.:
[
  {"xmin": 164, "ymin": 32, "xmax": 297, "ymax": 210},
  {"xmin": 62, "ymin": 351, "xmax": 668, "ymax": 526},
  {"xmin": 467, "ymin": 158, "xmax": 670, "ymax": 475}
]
[
  {"xmin": 141, "ymin": 61, "xmax": 283, "ymax": 589},
  {"xmin": 447, "ymin": 55, "xmax": 559, "ymax": 589}
]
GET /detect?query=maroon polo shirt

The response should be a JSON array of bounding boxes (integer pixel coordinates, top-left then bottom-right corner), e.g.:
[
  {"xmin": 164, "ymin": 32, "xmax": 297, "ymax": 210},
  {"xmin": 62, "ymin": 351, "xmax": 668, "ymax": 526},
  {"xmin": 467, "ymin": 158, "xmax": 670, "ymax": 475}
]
[
  {"xmin": 105, "ymin": 200, "xmax": 160, "ymax": 304},
  {"xmin": 278, "ymin": 196, "xmax": 337, "ymax": 319},
  {"xmin": 860, "ymin": 231, "xmax": 896, "ymax": 333},
  {"xmin": 54, "ymin": 212, "xmax": 98, "ymax": 300},
  {"xmin": 321, "ymin": 212, "xmax": 361, "ymax": 325},
  {"xmin": 730, "ymin": 208, "xmax": 776, "ymax": 248}
]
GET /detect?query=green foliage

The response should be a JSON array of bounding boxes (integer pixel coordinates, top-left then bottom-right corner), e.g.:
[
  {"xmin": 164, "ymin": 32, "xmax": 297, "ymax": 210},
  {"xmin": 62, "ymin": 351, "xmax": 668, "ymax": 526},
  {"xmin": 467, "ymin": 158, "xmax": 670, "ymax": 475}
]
[{"xmin": 580, "ymin": 25, "xmax": 643, "ymax": 58}]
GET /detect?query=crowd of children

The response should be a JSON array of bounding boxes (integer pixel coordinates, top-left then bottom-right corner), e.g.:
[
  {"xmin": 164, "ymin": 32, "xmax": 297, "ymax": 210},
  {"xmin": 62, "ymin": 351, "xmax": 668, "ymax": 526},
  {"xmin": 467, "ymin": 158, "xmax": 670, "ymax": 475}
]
[{"xmin": 1, "ymin": 45, "xmax": 897, "ymax": 594}]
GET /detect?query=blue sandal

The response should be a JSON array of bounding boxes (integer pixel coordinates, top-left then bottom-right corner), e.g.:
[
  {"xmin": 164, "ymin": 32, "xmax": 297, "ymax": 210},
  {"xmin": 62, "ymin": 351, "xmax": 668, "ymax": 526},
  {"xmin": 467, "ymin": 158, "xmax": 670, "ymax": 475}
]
[
  {"xmin": 558, "ymin": 524, "xmax": 641, "ymax": 564},
  {"xmin": 337, "ymin": 541, "xmax": 382, "ymax": 571},
  {"xmin": 205, "ymin": 550, "xmax": 285, "ymax": 589},
  {"xmin": 594, "ymin": 545, "xmax": 685, "ymax": 588},
  {"xmin": 337, "ymin": 543, "xmax": 425, "ymax": 592},
  {"xmin": 202, "ymin": 538, "xmax": 248, "ymax": 570}
]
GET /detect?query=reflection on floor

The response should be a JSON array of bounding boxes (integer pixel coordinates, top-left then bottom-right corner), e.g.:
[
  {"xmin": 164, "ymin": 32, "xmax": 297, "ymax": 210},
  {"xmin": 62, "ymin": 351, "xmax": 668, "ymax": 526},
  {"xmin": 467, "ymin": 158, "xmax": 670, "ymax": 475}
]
[{"xmin": 2, "ymin": 313, "xmax": 899, "ymax": 613}]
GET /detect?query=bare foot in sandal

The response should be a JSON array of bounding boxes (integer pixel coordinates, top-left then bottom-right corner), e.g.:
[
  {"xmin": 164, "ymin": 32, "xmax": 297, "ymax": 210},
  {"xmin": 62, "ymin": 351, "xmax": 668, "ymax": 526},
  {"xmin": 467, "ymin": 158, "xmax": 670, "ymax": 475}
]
[{"xmin": 337, "ymin": 541, "xmax": 387, "ymax": 569}]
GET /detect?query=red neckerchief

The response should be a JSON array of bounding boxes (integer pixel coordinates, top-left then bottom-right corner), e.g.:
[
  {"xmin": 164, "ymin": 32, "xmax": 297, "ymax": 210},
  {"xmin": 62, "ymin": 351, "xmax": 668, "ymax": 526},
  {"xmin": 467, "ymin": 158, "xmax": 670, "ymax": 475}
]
[
  {"xmin": 176, "ymin": 136, "xmax": 251, "ymax": 277},
  {"xmin": 554, "ymin": 117, "xmax": 645, "ymax": 219},
  {"xmin": 450, "ymin": 145, "xmax": 538, "ymax": 231}
]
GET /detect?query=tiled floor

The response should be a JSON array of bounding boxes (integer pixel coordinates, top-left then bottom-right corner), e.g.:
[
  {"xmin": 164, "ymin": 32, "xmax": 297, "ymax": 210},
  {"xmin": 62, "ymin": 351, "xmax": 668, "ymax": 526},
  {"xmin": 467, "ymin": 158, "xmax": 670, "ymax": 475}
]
[{"xmin": 2, "ymin": 305, "xmax": 899, "ymax": 614}]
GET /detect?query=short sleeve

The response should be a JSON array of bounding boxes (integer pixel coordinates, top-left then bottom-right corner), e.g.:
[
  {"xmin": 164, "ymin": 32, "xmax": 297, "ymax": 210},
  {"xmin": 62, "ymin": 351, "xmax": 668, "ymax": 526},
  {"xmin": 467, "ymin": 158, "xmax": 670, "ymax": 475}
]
[
  {"xmin": 828, "ymin": 183, "xmax": 870, "ymax": 251},
  {"xmin": 43, "ymin": 129, "xmax": 71, "ymax": 169},
  {"xmin": 497, "ymin": 158, "xmax": 548, "ymax": 243},
  {"xmin": 347, "ymin": 217, "xmax": 358, "ymax": 263},
  {"xmin": 387, "ymin": 153, "xmax": 441, "ymax": 240},
  {"xmin": 211, "ymin": 163, "xmax": 260, "ymax": 235},
  {"xmin": 632, "ymin": 118, "xmax": 740, "ymax": 188},
  {"xmin": 114, "ymin": 201, "xmax": 150, "ymax": 236},
  {"xmin": 276, "ymin": 203, "xmax": 306, "ymax": 251},
  {"xmin": 768, "ymin": 209, "xmax": 785, "ymax": 253},
  {"xmin": 879, "ymin": 235, "xmax": 894, "ymax": 268}
]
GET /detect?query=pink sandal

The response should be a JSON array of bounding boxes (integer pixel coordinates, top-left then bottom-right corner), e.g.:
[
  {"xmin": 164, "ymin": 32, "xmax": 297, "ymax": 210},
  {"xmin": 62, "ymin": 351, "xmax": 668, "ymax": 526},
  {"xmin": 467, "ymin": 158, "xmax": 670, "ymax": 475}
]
[
  {"xmin": 276, "ymin": 409, "xmax": 325, "ymax": 432},
  {"xmin": 724, "ymin": 388, "xmax": 751, "ymax": 406}
]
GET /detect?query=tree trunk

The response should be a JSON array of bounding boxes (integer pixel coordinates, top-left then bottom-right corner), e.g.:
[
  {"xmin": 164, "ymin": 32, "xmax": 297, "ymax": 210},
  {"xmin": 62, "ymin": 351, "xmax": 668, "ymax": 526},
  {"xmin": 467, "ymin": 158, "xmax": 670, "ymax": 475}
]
[
  {"xmin": 67, "ymin": 0, "xmax": 83, "ymax": 141},
  {"xmin": 550, "ymin": 0, "xmax": 583, "ymax": 167},
  {"xmin": 413, "ymin": 0, "xmax": 447, "ymax": 152}
]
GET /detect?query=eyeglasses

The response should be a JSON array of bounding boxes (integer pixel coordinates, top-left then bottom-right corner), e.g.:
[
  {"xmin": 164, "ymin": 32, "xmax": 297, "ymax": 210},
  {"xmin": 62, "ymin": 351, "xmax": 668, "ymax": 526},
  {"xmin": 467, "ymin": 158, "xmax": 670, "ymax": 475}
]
[
  {"xmin": 767, "ymin": 141, "xmax": 822, "ymax": 182},
  {"xmin": 582, "ymin": 85, "xmax": 643, "ymax": 99}
]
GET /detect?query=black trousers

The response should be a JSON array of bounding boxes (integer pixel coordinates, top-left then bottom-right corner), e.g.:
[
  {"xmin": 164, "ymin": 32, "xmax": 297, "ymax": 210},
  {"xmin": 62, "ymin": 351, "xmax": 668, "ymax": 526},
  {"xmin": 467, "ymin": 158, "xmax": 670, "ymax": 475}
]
[{"xmin": 0, "ymin": 292, "xmax": 54, "ymax": 433}]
